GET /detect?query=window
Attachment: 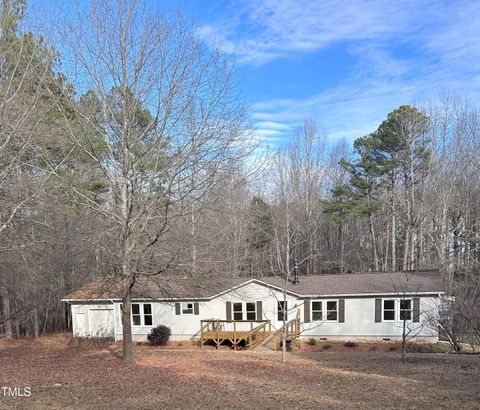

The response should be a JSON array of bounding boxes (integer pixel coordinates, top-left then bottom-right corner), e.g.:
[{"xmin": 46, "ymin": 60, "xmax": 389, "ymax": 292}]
[
  {"xmin": 181, "ymin": 302, "xmax": 194, "ymax": 315},
  {"xmin": 400, "ymin": 299, "xmax": 412, "ymax": 321},
  {"xmin": 326, "ymin": 301, "xmax": 338, "ymax": 321},
  {"xmin": 132, "ymin": 303, "xmax": 141, "ymax": 325},
  {"xmin": 130, "ymin": 303, "xmax": 153, "ymax": 326},
  {"xmin": 143, "ymin": 304, "xmax": 153, "ymax": 326},
  {"xmin": 278, "ymin": 301, "xmax": 287, "ymax": 322},
  {"xmin": 312, "ymin": 301, "xmax": 322, "ymax": 321},
  {"xmin": 233, "ymin": 302, "xmax": 243, "ymax": 320},
  {"xmin": 383, "ymin": 299, "xmax": 395, "ymax": 321},
  {"xmin": 246, "ymin": 302, "xmax": 256, "ymax": 320},
  {"xmin": 232, "ymin": 302, "xmax": 256, "ymax": 320}
]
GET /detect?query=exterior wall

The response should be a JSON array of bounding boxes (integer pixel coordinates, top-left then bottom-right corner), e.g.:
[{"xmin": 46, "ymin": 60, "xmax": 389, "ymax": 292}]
[
  {"xmin": 114, "ymin": 281, "xmax": 299, "ymax": 341},
  {"xmin": 71, "ymin": 302, "xmax": 115, "ymax": 337},
  {"xmin": 68, "ymin": 282, "xmax": 440, "ymax": 343},
  {"xmin": 301, "ymin": 296, "xmax": 439, "ymax": 342}
]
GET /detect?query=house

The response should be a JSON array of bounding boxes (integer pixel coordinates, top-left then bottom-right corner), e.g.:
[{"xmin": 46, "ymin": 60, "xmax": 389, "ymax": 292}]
[{"xmin": 62, "ymin": 269, "xmax": 445, "ymax": 344}]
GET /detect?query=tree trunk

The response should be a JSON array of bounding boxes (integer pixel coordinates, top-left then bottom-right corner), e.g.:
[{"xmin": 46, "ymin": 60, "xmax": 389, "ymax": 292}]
[
  {"xmin": 403, "ymin": 228, "xmax": 410, "ymax": 271},
  {"xmin": 384, "ymin": 222, "xmax": 390, "ymax": 271},
  {"xmin": 281, "ymin": 283, "xmax": 287, "ymax": 363},
  {"xmin": 369, "ymin": 214, "xmax": 379, "ymax": 271},
  {"xmin": 339, "ymin": 223, "xmax": 345, "ymax": 273},
  {"xmin": 1, "ymin": 286, "xmax": 13, "ymax": 340},
  {"xmin": 402, "ymin": 316, "xmax": 407, "ymax": 364},
  {"xmin": 121, "ymin": 276, "xmax": 134, "ymax": 363},
  {"xmin": 391, "ymin": 192, "xmax": 396, "ymax": 271},
  {"xmin": 33, "ymin": 307, "xmax": 40, "ymax": 338},
  {"xmin": 15, "ymin": 318, "xmax": 20, "ymax": 338}
]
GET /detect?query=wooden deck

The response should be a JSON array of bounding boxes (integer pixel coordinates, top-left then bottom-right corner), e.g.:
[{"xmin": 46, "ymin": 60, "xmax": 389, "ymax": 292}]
[
  {"xmin": 200, "ymin": 319, "xmax": 272, "ymax": 350},
  {"xmin": 200, "ymin": 310, "xmax": 302, "ymax": 351}
]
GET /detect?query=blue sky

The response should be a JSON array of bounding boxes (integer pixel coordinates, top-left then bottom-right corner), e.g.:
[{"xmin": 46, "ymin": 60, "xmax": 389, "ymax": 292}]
[
  {"xmin": 29, "ymin": 0, "xmax": 480, "ymax": 148},
  {"xmin": 182, "ymin": 0, "xmax": 480, "ymax": 147}
]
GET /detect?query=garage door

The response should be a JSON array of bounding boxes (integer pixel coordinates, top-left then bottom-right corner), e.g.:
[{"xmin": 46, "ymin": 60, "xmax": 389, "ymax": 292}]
[{"xmin": 89, "ymin": 309, "xmax": 114, "ymax": 337}]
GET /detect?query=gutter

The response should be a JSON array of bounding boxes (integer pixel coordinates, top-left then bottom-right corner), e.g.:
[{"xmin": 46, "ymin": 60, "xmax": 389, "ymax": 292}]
[{"xmin": 61, "ymin": 290, "xmax": 445, "ymax": 303}]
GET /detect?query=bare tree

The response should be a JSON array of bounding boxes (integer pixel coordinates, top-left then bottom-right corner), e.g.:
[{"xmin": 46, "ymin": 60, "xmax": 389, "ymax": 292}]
[
  {"xmin": 391, "ymin": 271, "xmax": 439, "ymax": 363},
  {"xmin": 39, "ymin": 0, "xmax": 250, "ymax": 362}
]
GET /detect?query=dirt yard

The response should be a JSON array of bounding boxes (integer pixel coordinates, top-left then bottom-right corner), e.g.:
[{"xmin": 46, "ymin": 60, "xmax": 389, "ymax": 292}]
[{"xmin": 0, "ymin": 335, "xmax": 479, "ymax": 409}]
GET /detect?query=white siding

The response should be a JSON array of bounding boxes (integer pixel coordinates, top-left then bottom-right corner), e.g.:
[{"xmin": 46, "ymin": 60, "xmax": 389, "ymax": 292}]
[
  {"xmin": 69, "ymin": 281, "xmax": 440, "ymax": 342},
  {"xmin": 302, "ymin": 296, "xmax": 439, "ymax": 341},
  {"xmin": 71, "ymin": 303, "xmax": 114, "ymax": 338}
]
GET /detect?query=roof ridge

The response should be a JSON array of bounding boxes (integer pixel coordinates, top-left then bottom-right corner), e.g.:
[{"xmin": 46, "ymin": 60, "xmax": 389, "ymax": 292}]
[{"xmin": 262, "ymin": 269, "xmax": 439, "ymax": 279}]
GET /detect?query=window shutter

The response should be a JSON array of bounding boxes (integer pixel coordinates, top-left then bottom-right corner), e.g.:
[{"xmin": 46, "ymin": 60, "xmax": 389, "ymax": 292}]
[
  {"xmin": 226, "ymin": 301, "xmax": 232, "ymax": 321},
  {"xmin": 304, "ymin": 298, "xmax": 311, "ymax": 323},
  {"xmin": 339, "ymin": 299, "xmax": 345, "ymax": 323},
  {"xmin": 194, "ymin": 302, "xmax": 199, "ymax": 315},
  {"xmin": 375, "ymin": 299, "xmax": 382, "ymax": 322},
  {"xmin": 413, "ymin": 297, "xmax": 420, "ymax": 322},
  {"xmin": 175, "ymin": 302, "xmax": 181, "ymax": 315},
  {"xmin": 256, "ymin": 301, "xmax": 263, "ymax": 320}
]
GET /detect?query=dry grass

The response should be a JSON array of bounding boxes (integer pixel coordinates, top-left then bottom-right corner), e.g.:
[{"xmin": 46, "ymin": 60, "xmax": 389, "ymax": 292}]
[{"xmin": 0, "ymin": 334, "xmax": 479, "ymax": 409}]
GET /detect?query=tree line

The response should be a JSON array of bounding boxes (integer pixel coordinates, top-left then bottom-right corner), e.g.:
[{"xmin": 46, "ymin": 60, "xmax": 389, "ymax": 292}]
[{"xmin": 0, "ymin": 0, "xmax": 478, "ymax": 358}]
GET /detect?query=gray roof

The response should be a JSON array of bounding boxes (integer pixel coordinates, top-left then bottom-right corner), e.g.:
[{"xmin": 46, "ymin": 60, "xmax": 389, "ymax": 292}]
[
  {"xmin": 63, "ymin": 269, "xmax": 444, "ymax": 300},
  {"xmin": 261, "ymin": 269, "xmax": 444, "ymax": 296}
]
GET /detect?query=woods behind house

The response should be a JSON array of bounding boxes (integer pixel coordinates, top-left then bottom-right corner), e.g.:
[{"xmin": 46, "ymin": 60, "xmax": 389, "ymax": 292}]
[{"xmin": 0, "ymin": 0, "xmax": 479, "ymax": 355}]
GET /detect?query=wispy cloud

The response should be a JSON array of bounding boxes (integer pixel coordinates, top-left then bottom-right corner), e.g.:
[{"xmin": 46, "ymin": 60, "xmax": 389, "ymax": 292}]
[
  {"xmin": 200, "ymin": 0, "xmax": 480, "ymax": 144},
  {"xmin": 199, "ymin": 0, "xmax": 437, "ymax": 65}
]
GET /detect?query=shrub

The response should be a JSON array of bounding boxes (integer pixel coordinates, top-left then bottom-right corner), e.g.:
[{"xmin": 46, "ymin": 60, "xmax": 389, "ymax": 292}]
[
  {"xmin": 344, "ymin": 341, "xmax": 358, "ymax": 348},
  {"xmin": 147, "ymin": 325, "xmax": 171, "ymax": 346},
  {"xmin": 308, "ymin": 338, "xmax": 317, "ymax": 346},
  {"xmin": 388, "ymin": 345, "xmax": 398, "ymax": 352},
  {"xmin": 369, "ymin": 345, "xmax": 378, "ymax": 351},
  {"xmin": 322, "ymin": 343, "xmax": 332, "ymax": 350}
]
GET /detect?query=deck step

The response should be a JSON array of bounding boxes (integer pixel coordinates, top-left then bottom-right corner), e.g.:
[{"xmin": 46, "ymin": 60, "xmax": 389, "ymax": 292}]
[{"xmin": 252, "ymin": 334, "xmax": 275, "ymax": 351}]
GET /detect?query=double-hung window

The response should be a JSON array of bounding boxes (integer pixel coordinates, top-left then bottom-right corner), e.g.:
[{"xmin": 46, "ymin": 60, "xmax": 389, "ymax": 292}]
[
  {"xmin": 132, "ymin": 303, "xmax": 141, "ymax": 325},
  {"xmin": 143, "ymin": 304, "xmax": 153, "ymax": 325},
  {"xmin": 277, "ymin": 301, "xmax": 287, "ymax": 322},
  {"xmin": 246, "ymin": 302, "xmax": 256, "ymax": 320},
  {"xmin": 312, "ymin": 301, "xmax": 322, "ymax": 321},
  {"xmin": 383, "ymin": 300, "xmax": 396, "ymax": 321},
  {"xmin": 400, "ymin": 299, "xmax": 413, "ymax": 321},
  {"xmin": 326, "ymin": 301, "xmax": 338, "ymax": 321}
]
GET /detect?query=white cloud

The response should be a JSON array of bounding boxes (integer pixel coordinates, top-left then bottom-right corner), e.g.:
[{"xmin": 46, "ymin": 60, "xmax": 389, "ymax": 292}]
[
  {"xmin": 199, "ymin": 0, "xmax": 436, "ymax": 65},
  {"xmin": 255, "ymin": 121, "xmax": 291, "ymax": 131},
  {"xmin": 200, "ymin": 0, "xmax": 480, "ymax": 144}
]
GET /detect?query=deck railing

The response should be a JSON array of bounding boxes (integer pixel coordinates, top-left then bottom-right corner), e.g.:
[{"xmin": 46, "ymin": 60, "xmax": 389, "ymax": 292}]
[
  {"xmin": 273, "ymin": 309, "xmax": 301, "ymax": 351},
  {"xmin": 200, "ymin": 319, "xmax": 272, "ymax": 350}
]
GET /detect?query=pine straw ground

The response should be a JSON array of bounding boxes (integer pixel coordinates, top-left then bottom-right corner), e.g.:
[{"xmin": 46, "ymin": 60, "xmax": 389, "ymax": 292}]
[{"xmin": 0, "ymin": 335, "xmax": 479, "ymax": 409}]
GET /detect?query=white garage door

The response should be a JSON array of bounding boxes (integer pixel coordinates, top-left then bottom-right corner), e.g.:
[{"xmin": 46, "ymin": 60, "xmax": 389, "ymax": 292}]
[{"xmin": 89, "ymin": 309, "xmax": 114, "ymax": 337}]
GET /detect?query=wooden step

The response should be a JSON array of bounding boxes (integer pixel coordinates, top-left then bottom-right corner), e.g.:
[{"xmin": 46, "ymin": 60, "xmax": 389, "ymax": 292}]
[{"xmin": 252, "ymin": 334, "xmax": 275, "ymax": 351}]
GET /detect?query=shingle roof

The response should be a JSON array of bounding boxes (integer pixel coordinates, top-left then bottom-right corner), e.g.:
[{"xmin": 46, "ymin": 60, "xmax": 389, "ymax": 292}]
[
  {"xmin": 261, "ymin": 269, "xmax": 444, "ymax": 296},
  {"xmin": 62, "ymin": 275, "xmax": 248, "ymax": 300},
  {"xmin": 63, "ymin": 269, "xmax": 443, "ymax": 301}
]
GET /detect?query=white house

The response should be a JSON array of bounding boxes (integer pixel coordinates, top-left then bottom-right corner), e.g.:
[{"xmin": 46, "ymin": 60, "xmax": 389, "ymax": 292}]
[{"xmin": 62, "ymin": 269, "xmax": 444, "ymax": 344}]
